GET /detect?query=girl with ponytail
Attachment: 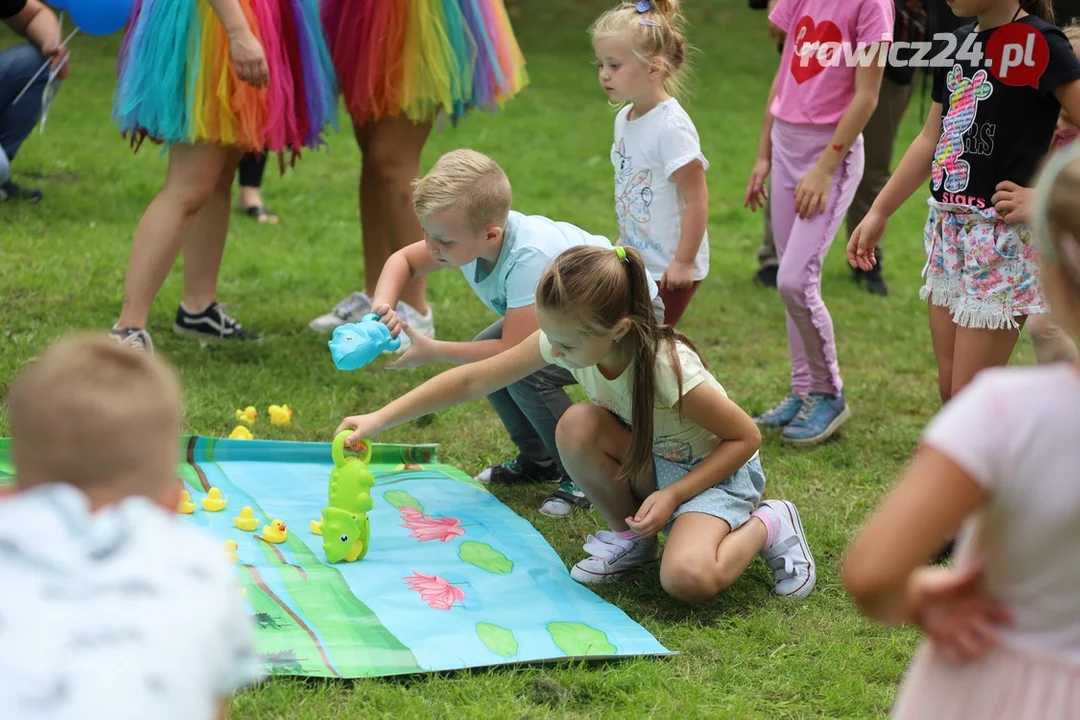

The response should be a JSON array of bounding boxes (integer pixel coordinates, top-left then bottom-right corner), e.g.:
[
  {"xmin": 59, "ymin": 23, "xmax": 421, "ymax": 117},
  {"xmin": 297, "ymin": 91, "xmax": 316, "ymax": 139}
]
[{"xmin": 336, "ymin": 245, "xmax": 817, "ymax": 604}]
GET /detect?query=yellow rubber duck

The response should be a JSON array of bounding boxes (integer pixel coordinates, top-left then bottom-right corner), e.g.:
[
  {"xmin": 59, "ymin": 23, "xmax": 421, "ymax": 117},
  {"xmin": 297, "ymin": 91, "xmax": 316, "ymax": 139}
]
[
  {"xmin": 234, "ymin": 506, "xmax": 259, "ymax": 532},
  {"xmin": 223, "ymin": 540, "xmax": 239, "ymax": 564},
  {"xmin": 176, "ymin": 490, "xmax": 196, "ymax": 514},
  {"xmin": 229, "ymin": 426, "xmax": 254, "ymax": 440},
  {"xmin": 268, "ymin": 404, "xmax": 293, "ymax": 427},
  {"xmin": 310, "ymin": 519, "xmax": 322, "ymax": 535},
  {"xmin": 262, "ymin": 520, "xmax": 288, "ymax": 544},
  {"xmin": 235, "ymin": 406, "xmax": 259, "ymax": 426},
  {"xmin": 201, "ymin": 487, "xmax": 227, "ymax": 512}
]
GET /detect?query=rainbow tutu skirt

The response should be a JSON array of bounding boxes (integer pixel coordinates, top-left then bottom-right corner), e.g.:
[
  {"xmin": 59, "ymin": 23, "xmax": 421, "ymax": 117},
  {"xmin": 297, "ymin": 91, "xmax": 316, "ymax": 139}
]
[
  {"xmin": 113, "ymin": 0, "xmax": 338, "ymax": 157},
  {"xmin": 320, "ymin": 0, "xmax": 528, "ymax": 127}
]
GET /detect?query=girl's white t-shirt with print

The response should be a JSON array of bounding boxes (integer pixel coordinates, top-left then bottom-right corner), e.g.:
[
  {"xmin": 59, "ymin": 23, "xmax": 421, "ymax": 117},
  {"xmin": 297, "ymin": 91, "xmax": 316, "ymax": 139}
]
[
  {"xmin": 539, "ymin": 333, "xmax": 755, "ymax": 466},
  {"xmin": 612, "ymin": 99, "xmax": 710, "ymax": 282}
]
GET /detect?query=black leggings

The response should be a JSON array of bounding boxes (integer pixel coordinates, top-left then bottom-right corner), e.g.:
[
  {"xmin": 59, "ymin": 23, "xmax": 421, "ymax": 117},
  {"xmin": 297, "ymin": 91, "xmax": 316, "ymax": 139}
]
[{"xmin": 237, "ymin": 153, "xmax": 267, "ymax": 189}]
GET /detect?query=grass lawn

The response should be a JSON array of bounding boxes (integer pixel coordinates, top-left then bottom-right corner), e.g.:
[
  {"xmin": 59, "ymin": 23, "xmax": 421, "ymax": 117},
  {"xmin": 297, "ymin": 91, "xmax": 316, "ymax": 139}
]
[{"xmin": 0, "ymin": 2, "xmax": 1039, "ymax": 717}]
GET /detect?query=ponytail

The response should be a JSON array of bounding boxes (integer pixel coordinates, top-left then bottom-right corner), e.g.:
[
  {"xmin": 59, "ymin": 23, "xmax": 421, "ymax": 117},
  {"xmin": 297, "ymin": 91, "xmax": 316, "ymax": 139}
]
[
  {"xmin": 536, "ymin": 245, "xmax": 709, "ymax": 489},
  {"xmin": 1024, "ymin": 0, "xmax": 1054, "ymax": 23}
]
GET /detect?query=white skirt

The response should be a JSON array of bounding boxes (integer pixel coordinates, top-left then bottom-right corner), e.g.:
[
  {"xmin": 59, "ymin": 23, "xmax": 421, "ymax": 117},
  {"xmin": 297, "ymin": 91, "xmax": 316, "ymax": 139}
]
[{"xmin": 892, "ymin": 640, "xmax": 1080, "ymax": 719}]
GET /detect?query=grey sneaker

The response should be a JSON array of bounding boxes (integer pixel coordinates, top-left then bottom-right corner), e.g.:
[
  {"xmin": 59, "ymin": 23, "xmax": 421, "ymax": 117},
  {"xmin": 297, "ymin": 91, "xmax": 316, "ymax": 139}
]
[
  {"xmin": 309, "ymin": 291, "xmax": 373, "ymax": 333},
  {"xmin": 569, "ymin": 530, "xmax": 659, "ymax": 584},
  {"xmin": 539, "ymin": 478, "xmax": 591, "ymax": 517},
  {"xmin": 109, "ymin": 326, "xmax": 154, "ymax": 353},
  {"xmin": 758, "ymin": 500, "xmax": 816, "ymax": 600}
]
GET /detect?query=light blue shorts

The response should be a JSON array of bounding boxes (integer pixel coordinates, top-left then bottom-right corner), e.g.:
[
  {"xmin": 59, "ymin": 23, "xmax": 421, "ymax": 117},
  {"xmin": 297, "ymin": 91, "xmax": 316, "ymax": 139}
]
[{"xmin": 654, "ymin": 454, "xmax": 766, "ymax": 535}]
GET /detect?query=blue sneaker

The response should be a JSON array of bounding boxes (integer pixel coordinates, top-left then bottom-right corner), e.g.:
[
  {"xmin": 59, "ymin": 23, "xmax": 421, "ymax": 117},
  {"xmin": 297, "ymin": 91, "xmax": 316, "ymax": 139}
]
[
  {"xmin": 753, "ymin": 395, "xmax": 805, "ymax": 428},
  {"xmin": 781, "ymin": 392, "xmax": 850, "ymax": 445}
]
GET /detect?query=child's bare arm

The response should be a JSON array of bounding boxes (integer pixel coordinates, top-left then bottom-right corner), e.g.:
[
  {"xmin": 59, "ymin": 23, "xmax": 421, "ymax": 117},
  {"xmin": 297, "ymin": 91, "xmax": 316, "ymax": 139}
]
[
  {"xmin": 818, "ymin": 55, "xmax": 886, "ymax": 173},
  {"xmin": 207, "ymin": 0, "xmax": 268, "ymax": 87},
  {"xmin": 423, "ymin": 305, "xmax": 540, "ymax": 366},
  {"xmin": 666, "ymin": 162, "xmax": 708, "ymax": 289},
  {"xmin": 869, "ymin": 102, "xmax": 942, "ymax": 218},
  {"xmin": 370, "ymin": 241, "xmax": 443, "ymax": 314},
  {"xmin": 336, "ymin": 332, "xmax": 550, "ymax": 446},
  {"xmin": 842, "ymin": 446, "xmax": 987, "ymax": 624}
]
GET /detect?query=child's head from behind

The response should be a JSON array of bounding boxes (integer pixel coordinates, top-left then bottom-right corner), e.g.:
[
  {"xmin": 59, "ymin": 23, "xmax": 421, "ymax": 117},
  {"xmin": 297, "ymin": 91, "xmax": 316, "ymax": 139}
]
[
  {"xmin": 1034, "ymin": 147, "xmax": 1080, "ymax": 339},
  {"xmin": 9, "ymin": 334, "xmax": 183, "ymax": 509},
  {"xmin": 590, "ymin": 0, "xmax": 688, "ymax": 105},
  {"xmin": 411, "ymin": 149, "xmax": 512, "ymax": 268},
  {"xmin": 537, "ymin": 245, "xmax": 700, "ymax": 484}
]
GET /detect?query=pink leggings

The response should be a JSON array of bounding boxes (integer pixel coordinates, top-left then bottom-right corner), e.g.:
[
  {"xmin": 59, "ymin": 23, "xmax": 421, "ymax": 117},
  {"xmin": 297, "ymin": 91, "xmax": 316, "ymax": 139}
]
[{"xmin": 770, "ymin": 119, "xmax": 864, "ymax": 396}]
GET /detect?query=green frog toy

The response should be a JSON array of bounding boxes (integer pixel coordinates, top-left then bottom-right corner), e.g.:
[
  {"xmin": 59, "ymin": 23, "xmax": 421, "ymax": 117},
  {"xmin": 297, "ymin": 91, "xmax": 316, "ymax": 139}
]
[{"xmin": 311, "ymin": 430, "xmax": 375, "ymax": 563}]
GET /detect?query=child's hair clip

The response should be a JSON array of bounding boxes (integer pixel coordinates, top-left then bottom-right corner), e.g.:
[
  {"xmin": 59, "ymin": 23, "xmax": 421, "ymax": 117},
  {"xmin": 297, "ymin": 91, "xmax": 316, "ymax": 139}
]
[
  {"xmin": 640, "ymin": 18, "xmax": 661, "ymax": 26},
  {"xmin": 636, "ymin": 0, "xmax": 652, "ymax": 13}
]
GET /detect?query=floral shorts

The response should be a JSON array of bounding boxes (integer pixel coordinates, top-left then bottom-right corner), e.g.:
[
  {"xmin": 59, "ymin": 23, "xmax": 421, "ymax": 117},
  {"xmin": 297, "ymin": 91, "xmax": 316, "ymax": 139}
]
[{"xmin": 921, "ymin": 199, "xmax": 1046, "ymax": 330}]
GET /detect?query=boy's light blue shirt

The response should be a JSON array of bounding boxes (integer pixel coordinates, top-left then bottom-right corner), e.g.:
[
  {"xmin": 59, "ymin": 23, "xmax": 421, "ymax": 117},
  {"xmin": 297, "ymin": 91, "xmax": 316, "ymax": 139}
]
[{"xmin": 460, "ymin": 210, "xmax": 659, "ymax": 316}]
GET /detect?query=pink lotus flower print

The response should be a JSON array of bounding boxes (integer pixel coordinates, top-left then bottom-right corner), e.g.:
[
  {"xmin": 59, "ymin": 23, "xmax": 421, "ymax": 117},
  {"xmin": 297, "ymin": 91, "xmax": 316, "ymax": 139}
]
[
  {"xmin": 399, "ymin": 506, "xmax": 466, "ymax": 543},
  {"xmin": 404, "ymin": 572, "xmax": 465, "ymax": 610}
]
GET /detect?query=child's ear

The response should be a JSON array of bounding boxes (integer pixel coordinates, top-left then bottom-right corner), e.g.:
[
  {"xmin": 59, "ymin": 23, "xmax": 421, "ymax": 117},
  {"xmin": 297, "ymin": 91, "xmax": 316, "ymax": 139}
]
[{"xmin": 486, "ymin": 224, "xmax": 503, "ymax": 244}]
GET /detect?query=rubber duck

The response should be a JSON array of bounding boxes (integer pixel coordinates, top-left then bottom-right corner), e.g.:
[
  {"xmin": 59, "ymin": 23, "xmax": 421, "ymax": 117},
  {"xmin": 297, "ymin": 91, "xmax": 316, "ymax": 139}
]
[
  {"xmin": 310, "ymin": 519, "xmax": 322, "ymax": 535},
  {"xmin": 235, "ymin": 406, "xmax": 259, "ymax": 426},
  {"xmin": 229, "ymin": 425, "xmax": 254, "ymax": 440},
  {"xmin": 234, "ymin": 506, "xmax": 259, "ymax": 532},
  {"xmin": 176, "ymin": 490, "xmax": 196, "ymax": 514},
  {"xmin": 201, "ymin": 487, "xmax": 227, "ymax": 512},
  {"xmin": 223, "ymin": 540, "xmax": 239, "ymax": 564},
  {"xmin": 262, "ymin": 520, "xmax": 288, "ymax": 544},
  {"xmin": 268, "ymin": 404, "xmax": 293, "ymax": 427}
]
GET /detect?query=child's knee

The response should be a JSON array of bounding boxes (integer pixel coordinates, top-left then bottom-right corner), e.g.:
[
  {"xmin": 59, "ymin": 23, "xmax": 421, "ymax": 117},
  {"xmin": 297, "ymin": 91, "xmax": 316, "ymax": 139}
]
[
  {"xmin": 659, "ymin": 556, "xmax": 723, "ymax": 605},
  {"xmin": 776, "ymin": 265, "xmax": 809, "ymax": 308},
  {"xmin": 554, "ymin": 404, "xmax": 604, "ymax": 459}
]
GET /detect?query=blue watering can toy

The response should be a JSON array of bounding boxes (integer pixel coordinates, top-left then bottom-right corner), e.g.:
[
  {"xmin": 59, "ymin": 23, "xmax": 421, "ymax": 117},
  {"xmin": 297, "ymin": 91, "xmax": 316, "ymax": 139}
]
[{"xmin": 328, "ymin": 314, "xmax": 402, "ymax": 371}]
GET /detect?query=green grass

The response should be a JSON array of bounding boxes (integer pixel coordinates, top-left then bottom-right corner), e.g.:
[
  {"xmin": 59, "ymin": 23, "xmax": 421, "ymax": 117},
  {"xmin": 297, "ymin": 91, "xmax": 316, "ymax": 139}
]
[{"xmin": 0, "ymin": 3, "xmax": 1039, "ymax": 718}]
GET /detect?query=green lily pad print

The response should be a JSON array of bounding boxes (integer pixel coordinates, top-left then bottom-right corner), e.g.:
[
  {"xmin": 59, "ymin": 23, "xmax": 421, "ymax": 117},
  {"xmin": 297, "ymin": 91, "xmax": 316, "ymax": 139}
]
[
  {"xmin": 458, "ymin": 541, "xmax": 514, "ymax": 575},
  {"xmin": 548, "ymin": 622, "xmax": 617, "ymax": 656},
  {"xmin": 476, "ymin": 622, "xmax": 519, "ymax": 659}
]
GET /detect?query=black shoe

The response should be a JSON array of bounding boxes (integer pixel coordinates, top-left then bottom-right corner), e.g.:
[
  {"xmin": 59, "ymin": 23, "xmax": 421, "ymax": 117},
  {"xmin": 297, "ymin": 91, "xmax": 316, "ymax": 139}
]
[
  {"xmin": 474, "ymin": 456, "xmax": 561, "ymax": 485},
  {"xmin": 0, "ymin": 181, "xmax": 42, "ymax": 203},
  {"xmin": 864, "ymin": 270, "xmax": 888, "ymax": 296},
  {"xmin": 173, "ymin": 302, "xmax": 262, "ymax": 344},
  {"xmin": 753, "ymin": 265, "xmax": 778, "ymax": 288},
  {"xmin": 109, "ymin": 326, "xmax": 154, "ymax": 352},
  {"xmin": 749, "ymin": 0, "xmax": 768, "ymax": 8}
]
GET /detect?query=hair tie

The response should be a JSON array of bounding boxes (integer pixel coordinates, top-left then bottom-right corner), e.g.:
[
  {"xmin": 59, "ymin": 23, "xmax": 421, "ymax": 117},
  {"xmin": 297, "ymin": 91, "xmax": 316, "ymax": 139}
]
[
  {"xmin": 635, "ymin": 0, "xmax": 652, "ymax": 12},
  {"xmin": 614, "ymin": 245, "xmax": 628, "ymax": 262}
]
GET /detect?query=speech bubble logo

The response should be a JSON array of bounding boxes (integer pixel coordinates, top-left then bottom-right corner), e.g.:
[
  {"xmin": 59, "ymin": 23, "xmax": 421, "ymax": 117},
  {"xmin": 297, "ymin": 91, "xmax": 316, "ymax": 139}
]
[{"xmin": 985, "ymin": 22, "xmax": 1049, "ymax": 89}]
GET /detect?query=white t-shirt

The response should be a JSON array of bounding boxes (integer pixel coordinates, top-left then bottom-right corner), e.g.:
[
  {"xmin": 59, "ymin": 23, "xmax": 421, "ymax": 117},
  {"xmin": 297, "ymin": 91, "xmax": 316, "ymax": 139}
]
[
  {"xmin": 539, "ymin": 333, "xmax": 753, "ymax": 465},
  {"xmin": 612, "ymin": 99, "xmax": 710, "ymax": 282},
  {"xmin": 922, "ymin": 365, "xmax": 1080, "ymax": 663},
  {"xmin": 0, "ymin": 484, "xmax": 264, "ymax": 720},
  {"xmin": 460, "ymin": 210, "xmax": 659, "ymax": 316}
]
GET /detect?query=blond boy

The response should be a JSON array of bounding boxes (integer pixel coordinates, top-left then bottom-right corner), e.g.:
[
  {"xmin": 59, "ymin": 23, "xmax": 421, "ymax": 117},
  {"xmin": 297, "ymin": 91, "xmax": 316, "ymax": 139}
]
[
  {"xmin": 1, "ymin": 335, "xmax": 262, "ymax": 719},
  {"xmin": 360, "ymin": 148, "xmax": 663, "ymax": 517}
]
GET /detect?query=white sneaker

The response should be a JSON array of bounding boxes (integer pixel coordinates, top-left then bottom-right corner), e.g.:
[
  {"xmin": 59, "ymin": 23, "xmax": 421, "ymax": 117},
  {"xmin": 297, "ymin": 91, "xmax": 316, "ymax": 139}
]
[
  {"xmin": 569, "ymin": 530, "xmax": 659, "ymax": 584},
  {"xmin": 388, "ymin": 300, "xmax": 435, "ymax": 353},
  {"xmin": 309, "ymin": 291, "xmax": 373, "ymax": 333},
  {"xmin": 757, "ymin": 500, "xmax": 816, "ymax": 600}
]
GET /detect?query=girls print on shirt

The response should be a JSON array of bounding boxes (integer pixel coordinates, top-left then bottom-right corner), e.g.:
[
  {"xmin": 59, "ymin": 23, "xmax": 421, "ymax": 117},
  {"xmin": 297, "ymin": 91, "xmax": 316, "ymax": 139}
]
[
  {"xmin": 932, "ymin": 65, "xmax": 994, "ymax": 197},
  {"xmin": 789, "ymin": 15, "xmax": 843, "ymax": 84},
  {"xmin": 613, "ymin": 139, "xmax": 658, "ymax": 252}
]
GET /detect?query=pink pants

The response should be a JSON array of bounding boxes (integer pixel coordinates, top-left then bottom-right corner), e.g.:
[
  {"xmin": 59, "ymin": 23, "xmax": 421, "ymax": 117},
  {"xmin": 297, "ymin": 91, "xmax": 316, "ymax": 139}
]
[{"xmin": 770, "ymin": 119, "xmax": 864, "ymax": 397}]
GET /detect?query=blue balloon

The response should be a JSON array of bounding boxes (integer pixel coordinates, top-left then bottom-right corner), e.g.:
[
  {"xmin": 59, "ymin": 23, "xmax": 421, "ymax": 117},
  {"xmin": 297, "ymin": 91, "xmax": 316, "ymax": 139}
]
[{"xmin": 69, "ymin": 0, "xmax": 132, "ymax": 36}]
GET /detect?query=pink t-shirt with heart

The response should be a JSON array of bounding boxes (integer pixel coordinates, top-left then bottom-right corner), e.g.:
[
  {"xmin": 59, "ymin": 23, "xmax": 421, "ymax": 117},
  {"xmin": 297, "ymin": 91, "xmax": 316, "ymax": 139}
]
[{"xmin": 769, "ymin": 0, "xmax": 894, "ymax": 126}]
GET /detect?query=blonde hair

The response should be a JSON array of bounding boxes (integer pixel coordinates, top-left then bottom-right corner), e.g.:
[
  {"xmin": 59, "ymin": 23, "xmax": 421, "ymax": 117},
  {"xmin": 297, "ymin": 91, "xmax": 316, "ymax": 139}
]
[
  {"xmin": 1065, "ymin": 23, "xmax": 1080, "ymax": 56},
  {"xmin": 590, "ymin": 0, "xmax": 690, "ymax": 100},
  {"xmin": 1032, "ymin": 145, "xmax": 1080, "ymax": 335},
  {"xmin": 411, "ymin": 149, "xmax": 513, "ymax": 234},
  {"xmin": 8, "ymin": 334, "xmax": 183, "ymax": 499},
  {"xmin": 536, "ymin": 245, "xmax": 707, "ymax": 489}
]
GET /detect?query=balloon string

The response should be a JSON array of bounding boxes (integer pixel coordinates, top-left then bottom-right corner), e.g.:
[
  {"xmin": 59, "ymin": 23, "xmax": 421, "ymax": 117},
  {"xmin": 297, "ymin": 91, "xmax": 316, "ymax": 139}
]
[{"xmin": 11, "ymin": 26, "xmax": 79, "ymax": 107}]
